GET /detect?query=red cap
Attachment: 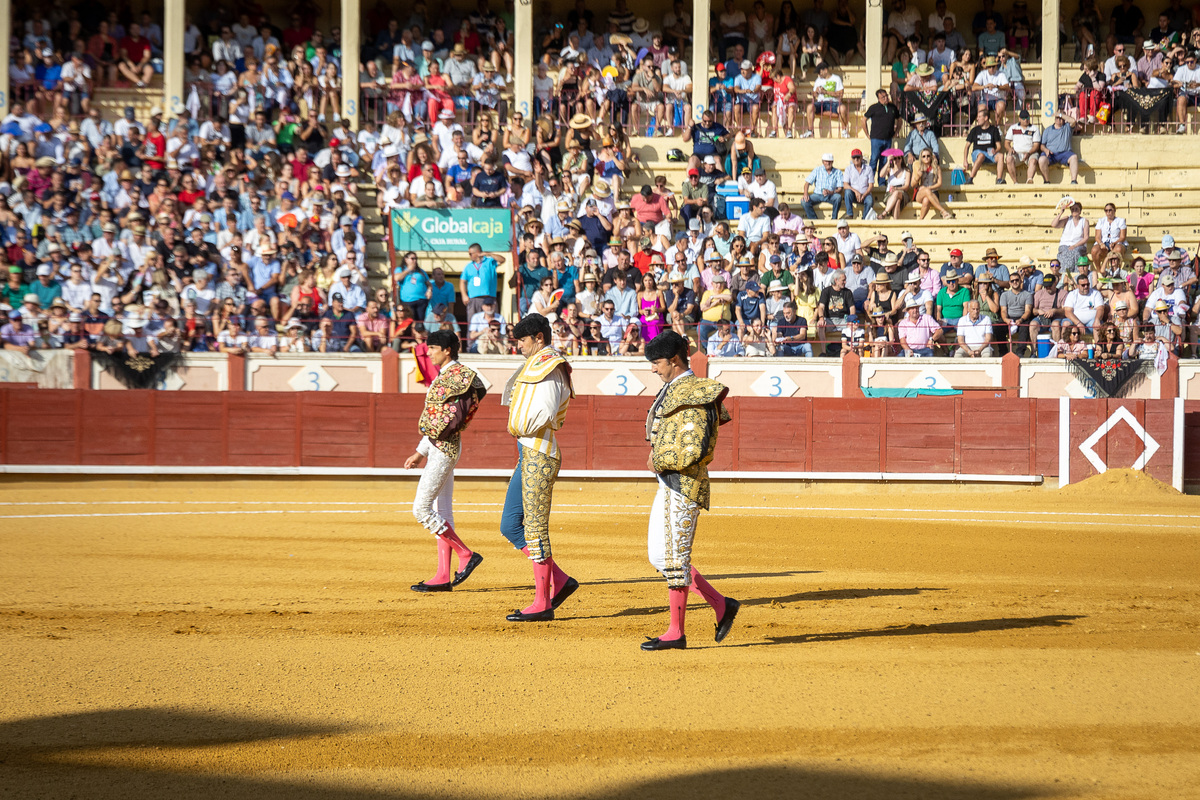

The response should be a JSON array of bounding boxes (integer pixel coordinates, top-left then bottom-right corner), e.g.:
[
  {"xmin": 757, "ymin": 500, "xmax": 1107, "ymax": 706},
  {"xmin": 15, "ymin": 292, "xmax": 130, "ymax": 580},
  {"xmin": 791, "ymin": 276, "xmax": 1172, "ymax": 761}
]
[
  {"xmin": 329, "ymin": 138, "xmax": 340, "ymax": 147},
  {"xmin": 950, "ymin": 248, "xmax": 963, "ymax": 257},
  {"xmin": 850, "ymin": 149, "xmax": 862, "ymax": 157},
  {"xmin": 687, "ymin": 168, "xmax": 699, "ymax": 176},
  {"xmin": 715, "ymin": 63, "xmax": 726, "ymax": 71}
]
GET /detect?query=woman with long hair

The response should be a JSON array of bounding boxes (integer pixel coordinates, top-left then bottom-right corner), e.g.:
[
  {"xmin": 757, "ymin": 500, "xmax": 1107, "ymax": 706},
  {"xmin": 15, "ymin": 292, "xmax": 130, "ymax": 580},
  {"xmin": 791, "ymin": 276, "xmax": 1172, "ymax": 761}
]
[
  {"xmin": 881, "ymin": 153, "xmax": 911, "ymax": 219},
  {"xmin": 638, "ymin": 273, "xmax": 666, "ymax": 340},
  {"xmin": 909, "ymin": 148, "xmax": 955, "ymax": 220}
]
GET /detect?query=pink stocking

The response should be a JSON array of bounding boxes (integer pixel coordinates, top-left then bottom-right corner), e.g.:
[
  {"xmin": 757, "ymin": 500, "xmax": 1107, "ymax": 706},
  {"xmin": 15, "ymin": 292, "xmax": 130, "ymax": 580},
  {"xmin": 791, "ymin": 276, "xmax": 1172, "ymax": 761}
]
[
  {"xmin": 548, "ymin": 558, "xmax": 571, "ymax": 594},
  {"xmin": 689, "ymin": 566, "xmax": 727, "ymax": 620},
  {"xmin": 429, "ymin": 535, "xmax": 452, "ymax": 585},
  {"xmin": 441, "ymin": 526, "xmax": 473, "ymax": 565},
  {"xmin": 520, "ymin": 559, "xmax": 553, "ymax": 614},
  {"xmin": 661, "ymin": 587, "xmax": 688, "ymax": 641}
]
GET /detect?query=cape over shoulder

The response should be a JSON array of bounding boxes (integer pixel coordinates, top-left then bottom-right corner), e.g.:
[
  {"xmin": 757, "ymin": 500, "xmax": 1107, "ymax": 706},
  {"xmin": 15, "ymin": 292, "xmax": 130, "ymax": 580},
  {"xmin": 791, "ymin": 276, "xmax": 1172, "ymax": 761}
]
[{"xmin": 659, "ymin": 376, "xmax": 731, "ymax": 419}]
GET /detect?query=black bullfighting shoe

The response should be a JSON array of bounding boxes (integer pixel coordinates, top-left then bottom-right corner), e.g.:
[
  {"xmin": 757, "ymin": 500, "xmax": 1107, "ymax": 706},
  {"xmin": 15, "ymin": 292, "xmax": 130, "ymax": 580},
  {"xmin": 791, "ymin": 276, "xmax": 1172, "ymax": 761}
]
[
  {"xmin": 714, "ymin": 597, "xmax": 741, "ymax": 643},
  {"xmin": 640, "ymin": 636, "xmax": 687, "ymax": 651}
]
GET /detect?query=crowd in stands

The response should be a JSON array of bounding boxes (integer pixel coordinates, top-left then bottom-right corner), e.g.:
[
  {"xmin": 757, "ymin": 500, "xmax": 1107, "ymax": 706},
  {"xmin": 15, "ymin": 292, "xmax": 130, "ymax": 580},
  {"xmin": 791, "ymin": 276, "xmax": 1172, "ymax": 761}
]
[{"xmin": 1, "ymin": 2, "xmax": 1199, "ymax": 363}]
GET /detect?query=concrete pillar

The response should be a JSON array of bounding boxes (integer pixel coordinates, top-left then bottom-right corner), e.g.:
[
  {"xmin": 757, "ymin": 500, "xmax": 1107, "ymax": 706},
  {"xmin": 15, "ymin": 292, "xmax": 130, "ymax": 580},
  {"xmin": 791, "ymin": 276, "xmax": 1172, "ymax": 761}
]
[
  {"xmin": 514, "ymin": 0, "xmax": 533, "ymax": 120},
  {"xmin": 1041, "ymin": 0, "xmax": 1061, "ymax": 123},
  {"xmin": 341, "ymin": 0, "xmax": 361, "ymax": 129},
  {"xmin": 163, "ymin": 0, "xmax": 186, "ymax": 117},
  {"xmin": 0, "ymin": 0, "xmax": 10, "ymax": 116},
  {"xmin": 690, "ymin": 0, "xmax": 710, "ymax": 121},
  {"xmin": 865, "ymin": 0, "xmax": 884, "ymax": 102}
]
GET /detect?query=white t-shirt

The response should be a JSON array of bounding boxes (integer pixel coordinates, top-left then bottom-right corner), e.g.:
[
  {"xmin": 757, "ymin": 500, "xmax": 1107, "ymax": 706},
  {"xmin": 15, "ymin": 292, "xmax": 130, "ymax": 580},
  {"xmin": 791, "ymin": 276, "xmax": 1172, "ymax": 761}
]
[
  {"xmin": 1095, "ymin": 216, "xmax": 1127, "ymax": 246},
  {"xmin": 973, "ymin": 70, "xmax": 1009, "ymax": 99},
  {"xmin": 813, "ymin": 73, "xmax": 844, "ymax": 101},
  {"xmin": 1005, "ymin": 123, "xmax": 1041, "ymax": 155},
  {"xmin": 745, "ymin": 179, "xmax": 778, "ymax": 204},
  {"xmin": 1065, "ymin": 288, "xmax": 1102, "ymax": 327},
  {"xmin": 719, "ymin": 10, "xmax": 747, "ymax": 37},
  {"xmin": 957, "ymin": 315, "xmax": 993, "ymax": 349},
  {"xmin": 664, "ymin": 72, "xmax": 691, "ymax": 96},
  {"xmin": 889, "ymin": 8, "xmax": 921, "ymax": 37},
  {"xmin": 502, "ymin": 147, "xmax": 533, "ymax": 174},
  {"xmin": 1174, "ymin": 64, "xmax": 1200, "ymax": 95}
]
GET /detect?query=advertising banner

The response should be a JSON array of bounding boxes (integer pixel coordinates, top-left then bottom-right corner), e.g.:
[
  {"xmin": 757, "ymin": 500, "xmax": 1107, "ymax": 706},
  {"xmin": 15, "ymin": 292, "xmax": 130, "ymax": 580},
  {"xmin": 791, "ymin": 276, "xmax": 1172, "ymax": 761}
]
[{"xmin": 390, "ymin": 208, "xmax": 511, "ymax": 252}]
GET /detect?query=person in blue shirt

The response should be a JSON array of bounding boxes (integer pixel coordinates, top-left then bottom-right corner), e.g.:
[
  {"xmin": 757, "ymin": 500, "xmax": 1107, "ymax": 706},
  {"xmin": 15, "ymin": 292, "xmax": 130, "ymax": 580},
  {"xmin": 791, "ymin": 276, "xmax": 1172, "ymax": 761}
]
[
  {"xmin": 708, "ymin": 64, "xmax": 733, "ymax": 121},
  {"xmin": 706, "ymin": 318, "xmax": 745, "ymax": 356},
  {"xmin": 249, "ymin": 244, "xmax": 282, "ymax": 318},
  {"xmin": 518, "ymin": 249, "xmax": 552, "ymax": 315},
  {"xmin": 426, "ymin": 267, "xmax": 457, "ymax": 321},
  {"xmin": 732, "ymin": 59, "xmax": 763, "ymax": 135},
  {"xmin": 735, "ymin": 279, "xmax": 766, "ymax": 330},
  {"xmin": 548, "ymin": 251, "xmax": 579, "ymax": 306},
  {"xmin": 604, "ymin": 270, "xmax": 639, "ymax": 319},
  {"xmin": 395, "ymin": 250, "xmax": 431, "ymax": 320},
  {"xmin": 460, "ymin": 243, "xmax": 504, "ymax": 319}
]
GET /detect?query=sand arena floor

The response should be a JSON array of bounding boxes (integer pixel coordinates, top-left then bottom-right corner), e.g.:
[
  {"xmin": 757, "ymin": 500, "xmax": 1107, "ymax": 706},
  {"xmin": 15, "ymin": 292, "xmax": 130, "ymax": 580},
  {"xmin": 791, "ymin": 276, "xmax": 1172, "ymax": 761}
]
[{"xmin": 1, "ymin": 472, "xmax": 1199, "ymax": 799}]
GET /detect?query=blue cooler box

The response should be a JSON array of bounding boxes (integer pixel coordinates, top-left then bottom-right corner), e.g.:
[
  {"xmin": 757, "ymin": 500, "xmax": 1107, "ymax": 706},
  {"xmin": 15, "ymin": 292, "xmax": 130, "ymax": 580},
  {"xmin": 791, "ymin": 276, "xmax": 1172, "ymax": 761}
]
[{"xmin": 725, "ymin": 196, "xmax": 750, "ymax": 220}]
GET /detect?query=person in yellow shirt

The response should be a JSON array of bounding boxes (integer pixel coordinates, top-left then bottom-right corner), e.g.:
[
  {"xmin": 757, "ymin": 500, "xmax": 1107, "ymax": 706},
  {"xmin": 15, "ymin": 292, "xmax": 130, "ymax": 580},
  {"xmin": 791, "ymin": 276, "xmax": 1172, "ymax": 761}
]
[
  {"xmin": 499, "ymin": 315, "xmax": 579, "ymax": 621},
  {"xmin": 697, "ymin": 274, "xmax": 733, "ymax": 343}
]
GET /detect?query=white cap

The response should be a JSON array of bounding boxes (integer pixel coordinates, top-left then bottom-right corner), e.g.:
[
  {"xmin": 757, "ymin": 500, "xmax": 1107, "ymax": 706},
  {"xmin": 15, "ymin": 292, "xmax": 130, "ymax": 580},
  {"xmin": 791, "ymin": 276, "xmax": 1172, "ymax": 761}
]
[
  {"xmin": 150, "ymin": 106, "xmax": 163, "ymax": 116},
  {"xmin": 836, "ymin": 219, "xmax": 848, "ymax": 228},
  {"xmin": 383, "ymin": 145, "xmax": 400, "ymax": 157},
  {"xmin": 36, "ymin": 264, "xmax": 52, "ymax": 277},
  {"xmin": 901, "ymin": 230, "xmax": 914, "ymax": 241},
  {"xmin": 688, "ymin": 218, "xmax": 701, "ymax": 230},
  {"xmin": 703, "ymin": 155, "xmax": 717, "ymax": 165},
  {"xmin": 821, "ymin": 152, "xmax": 834, "ymax": 162},
  {"xmin": 335, "ymin": 266, "xmax": 352, "ymax": 279}
]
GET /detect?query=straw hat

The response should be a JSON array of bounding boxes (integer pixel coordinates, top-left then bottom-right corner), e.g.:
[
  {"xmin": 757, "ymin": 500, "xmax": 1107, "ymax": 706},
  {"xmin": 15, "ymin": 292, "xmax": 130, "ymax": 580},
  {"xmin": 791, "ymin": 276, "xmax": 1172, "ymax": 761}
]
[
  {"xmin": 592, "ymin": 179, "xmax": 612, "ymax": 198},
  {"xmin": 569, "ymin": 113, "xmax": 592, "ymax": 130}
]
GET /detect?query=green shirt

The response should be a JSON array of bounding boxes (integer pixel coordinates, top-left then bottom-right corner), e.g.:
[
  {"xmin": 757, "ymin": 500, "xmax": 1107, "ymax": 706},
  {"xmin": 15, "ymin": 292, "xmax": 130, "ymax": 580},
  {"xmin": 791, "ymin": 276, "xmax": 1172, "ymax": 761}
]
[{"xmin": 936, "ymin": 286, "xmax": 970, "ymax": 321}]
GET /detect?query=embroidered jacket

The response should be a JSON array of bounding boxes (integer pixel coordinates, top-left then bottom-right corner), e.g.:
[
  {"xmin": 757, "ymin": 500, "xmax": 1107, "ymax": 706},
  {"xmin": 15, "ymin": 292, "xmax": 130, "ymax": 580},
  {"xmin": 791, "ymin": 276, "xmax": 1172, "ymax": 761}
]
[
  {"xmin": 502, "ymin": 346, "xmax": 575, "ymax": 458},
  {"xmin": 418, "ymin": 360, "xmax": 486, "ymax": 458},
  {"xmin": 647, "ymin": 374, "xmax": 731, "ymax": 509}
]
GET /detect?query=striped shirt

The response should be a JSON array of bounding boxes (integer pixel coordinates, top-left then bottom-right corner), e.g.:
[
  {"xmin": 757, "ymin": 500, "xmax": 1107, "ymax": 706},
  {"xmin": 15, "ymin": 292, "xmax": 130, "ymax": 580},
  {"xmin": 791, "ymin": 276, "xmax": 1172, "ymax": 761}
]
[{"xmin": 506, "ymin": 352, "xmax": 573, "ymax": 458}]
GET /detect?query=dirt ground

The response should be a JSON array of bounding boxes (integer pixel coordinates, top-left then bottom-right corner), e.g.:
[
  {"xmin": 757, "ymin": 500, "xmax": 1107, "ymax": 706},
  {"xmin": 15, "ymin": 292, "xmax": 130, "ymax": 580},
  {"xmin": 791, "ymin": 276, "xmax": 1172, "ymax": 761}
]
[{"xmin": 1, "ymin": 472, "xmax": 1199, "ymax": 800}]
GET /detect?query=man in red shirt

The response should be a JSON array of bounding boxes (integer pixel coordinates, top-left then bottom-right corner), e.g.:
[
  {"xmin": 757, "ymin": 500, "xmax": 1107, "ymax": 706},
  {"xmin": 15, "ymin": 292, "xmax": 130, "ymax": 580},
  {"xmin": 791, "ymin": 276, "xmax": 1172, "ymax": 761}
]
[
  {"xmin": 629, "ymin": 183, "xmax": 673, "ymax": 239},
  {"xmin": 117, "ymin": 22, "xmax": 153, "ymax": 86},
  {"xmin": 142, "ymin": 119, "xmax": 167, "ymax": 172},
  {"xmin": 282, "ymin": 14, "xmax": 314, "ymax": 52},
  {"xmin": 631, "ymin": 236, "xmax": 661, "ymax": 275}
]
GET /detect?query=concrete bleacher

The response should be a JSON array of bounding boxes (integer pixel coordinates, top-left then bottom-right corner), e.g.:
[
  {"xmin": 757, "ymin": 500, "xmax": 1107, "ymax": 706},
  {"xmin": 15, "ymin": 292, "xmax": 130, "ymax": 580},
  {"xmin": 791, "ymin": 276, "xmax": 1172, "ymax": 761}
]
[{"xmin": 621, "ymin": 134, "xmax": 1198, "ymax": 263}]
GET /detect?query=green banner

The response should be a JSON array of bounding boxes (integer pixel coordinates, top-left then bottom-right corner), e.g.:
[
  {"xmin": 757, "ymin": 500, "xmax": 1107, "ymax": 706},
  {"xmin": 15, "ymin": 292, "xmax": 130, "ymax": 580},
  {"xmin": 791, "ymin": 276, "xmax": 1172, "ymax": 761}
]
[{"xmin": 390, "ymin": 208, "xmax": 511, "ymax": 252}]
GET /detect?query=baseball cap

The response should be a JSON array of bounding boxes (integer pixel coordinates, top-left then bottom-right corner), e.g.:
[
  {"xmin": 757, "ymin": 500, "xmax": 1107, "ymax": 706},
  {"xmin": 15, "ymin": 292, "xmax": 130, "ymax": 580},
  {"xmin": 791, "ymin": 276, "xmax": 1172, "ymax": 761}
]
[
  {"xmin": 703, "ymin": 155, "xmax": 717, "ymax": 165},
  {"xmin": 901, "ymin": 231, "xmax": 915, "ymax": 242},
  {"xmin": 687, "ymin": 167, "xmax": 699, "ymax": 176},
  {"xmin": 740, "ymin": 59, "xmax": 753, "ymax": 69},
  {"xmin": 850, "ymin": 149, "xmax": 863, "ymax": 157},
  {"xmin": 769, "ymin": 254, "xmax": 782, "ymax": 264},
  {"xmin": 335, "ymin": 266, "xmax": 352, "ymax": 279},
  {"xmin": 836, "ymin": 219, "xmax": 848, "ymax": 228},
  {"xmin": 821, "ymin": 152, "xmax": 834, "ymax": 162},
  {"xmin": 850, "ymin": 254, "xmax": 862, "ymax": 263},
  {"xmin": 950, "ymin": 248, "xmax": 963, "ymax": 257},
  {"xmin": 1043, "ymin": 275, "xmax": 1056, "ymax": 284},
  {"xmin": 1162, "ymin": 273, "xmax": 1176, "ymax": 284},
  {"xmin": 1018, "ymin": 109, "xmax": 1030, "ymax": 120},
  {"xmin": 1162, "ymin": 234, "xmax": 1175, "ymax": 247},
  {"xmin": 688, "ymin": 218, "xmax": 701, "ymax": 230},
  {"xmin": 35, "ymin": 264, "xmax": 52, "ymax": 277},
  {"xmin": 745, "ymin": 280, "xmax": 761, "ymax": 292},
  {"xmin": 68, "ymin": 311, "xmax": 83, "ymax": 322}
]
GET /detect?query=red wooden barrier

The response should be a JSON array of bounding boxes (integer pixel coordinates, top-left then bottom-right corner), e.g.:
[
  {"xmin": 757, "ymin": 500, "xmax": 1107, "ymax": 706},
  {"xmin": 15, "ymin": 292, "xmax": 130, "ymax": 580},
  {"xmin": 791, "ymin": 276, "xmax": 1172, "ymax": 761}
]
[{"xmin": 2, "ymin": 388, "xmax": 1196, "ymax": 482}]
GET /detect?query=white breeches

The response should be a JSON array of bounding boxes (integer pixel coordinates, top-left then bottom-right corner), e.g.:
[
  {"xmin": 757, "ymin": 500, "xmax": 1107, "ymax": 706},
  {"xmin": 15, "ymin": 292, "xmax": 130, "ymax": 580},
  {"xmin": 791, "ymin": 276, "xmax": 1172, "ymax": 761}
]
[
  {"xmin": 412, "ymin": 437, "xmax": 456, "ymax": 535},
  {"xmin": 647, "ymin": 478, "xmax": 700, "ymax": 588}
]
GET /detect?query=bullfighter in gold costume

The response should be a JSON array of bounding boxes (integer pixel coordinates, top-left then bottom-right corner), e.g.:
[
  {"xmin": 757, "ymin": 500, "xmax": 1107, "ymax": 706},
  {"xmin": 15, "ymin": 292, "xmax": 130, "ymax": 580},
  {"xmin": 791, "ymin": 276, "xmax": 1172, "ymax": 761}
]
[{"xmin": 641, "ymin": 330, "xmax": 741, "ymax": 651}]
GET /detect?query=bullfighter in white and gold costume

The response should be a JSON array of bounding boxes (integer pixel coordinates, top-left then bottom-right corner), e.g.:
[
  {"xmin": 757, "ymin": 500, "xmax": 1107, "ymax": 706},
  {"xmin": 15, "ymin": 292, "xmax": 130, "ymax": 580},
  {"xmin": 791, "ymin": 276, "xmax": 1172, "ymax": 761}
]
[
  {"xmin": 499, "ymin": 315, "xmax": 579, "ymax": 622},
  {"xmin": 640, "ymin": 330, "xmax": 741, "ymax": 651},
  {"xmin": 405, "ymin": 330, "xmax": 487, "ymax": 592}
]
